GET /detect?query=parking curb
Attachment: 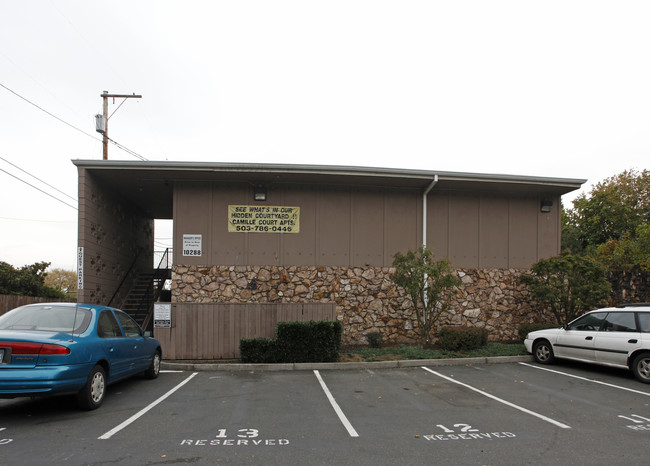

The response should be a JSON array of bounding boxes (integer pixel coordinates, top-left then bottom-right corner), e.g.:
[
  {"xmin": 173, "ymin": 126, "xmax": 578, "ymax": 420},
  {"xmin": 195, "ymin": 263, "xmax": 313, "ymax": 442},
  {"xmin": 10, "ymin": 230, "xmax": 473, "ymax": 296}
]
[{"xmin": 161, "ymin": 355, "xmax": 533, "ymax": 372}]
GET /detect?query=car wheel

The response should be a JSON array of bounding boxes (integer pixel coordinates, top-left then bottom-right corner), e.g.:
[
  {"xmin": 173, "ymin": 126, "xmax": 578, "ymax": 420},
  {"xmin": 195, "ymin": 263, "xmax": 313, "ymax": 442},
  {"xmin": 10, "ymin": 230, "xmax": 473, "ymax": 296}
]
[
  {"xmin": 77, "ymin": 365, "xmax": 106, "ymax": 410},
  {"xmin": 632, "ymin": 353, "xmax": 650, "ymax": 384},
  {"xmin": 144, "ymin": 350, "xmax": 161, "ymax": 379},
  {"xmin": 533, "ymin": 340, "xmax": 555, "ymax": 364}
]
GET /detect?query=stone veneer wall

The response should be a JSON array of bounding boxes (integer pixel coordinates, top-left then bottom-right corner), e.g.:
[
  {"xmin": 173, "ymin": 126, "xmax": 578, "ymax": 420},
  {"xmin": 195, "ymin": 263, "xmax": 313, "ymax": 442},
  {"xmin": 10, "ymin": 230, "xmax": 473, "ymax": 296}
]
[
  {"xmin": 172, "ymin": 265, "xmax": 556, "ymax": 345},
  {"xmin": 608, "ymin": 271, "xmax": 650, "ymax": 303}
]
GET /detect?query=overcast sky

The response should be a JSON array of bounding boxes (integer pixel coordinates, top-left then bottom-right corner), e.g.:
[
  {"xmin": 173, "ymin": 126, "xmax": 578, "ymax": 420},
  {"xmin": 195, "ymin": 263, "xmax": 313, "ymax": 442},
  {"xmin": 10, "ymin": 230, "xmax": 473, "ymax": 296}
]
[{"xmin": 1, "ymin": 1, "xmax": 648, "ymax": 271}]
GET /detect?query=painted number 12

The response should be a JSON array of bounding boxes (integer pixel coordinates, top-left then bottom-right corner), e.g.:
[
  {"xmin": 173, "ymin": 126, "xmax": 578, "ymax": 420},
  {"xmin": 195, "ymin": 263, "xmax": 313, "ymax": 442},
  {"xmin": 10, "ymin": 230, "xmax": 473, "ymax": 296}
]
[{"xmin": 436, "ymin": 424, "xmax": 479, "ymax": 433}]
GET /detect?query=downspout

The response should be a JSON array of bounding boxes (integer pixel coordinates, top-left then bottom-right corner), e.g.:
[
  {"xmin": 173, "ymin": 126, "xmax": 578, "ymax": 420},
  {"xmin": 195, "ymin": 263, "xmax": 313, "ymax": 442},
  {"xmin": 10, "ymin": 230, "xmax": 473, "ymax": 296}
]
[
  {"xmin": 422, "ymin": 175, "xmax": 438, "ymax": 249},
  {"xmin": 422, "ymin": 175, "xmax": 438, "ymax": 329}
]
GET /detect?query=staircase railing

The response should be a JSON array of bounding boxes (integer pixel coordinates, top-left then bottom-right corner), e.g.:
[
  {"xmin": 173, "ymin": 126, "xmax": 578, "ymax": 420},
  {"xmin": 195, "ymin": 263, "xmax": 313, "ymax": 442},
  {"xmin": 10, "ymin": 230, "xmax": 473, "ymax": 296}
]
[
  {"xmin": 108, "ymin": 248, "xmax": 143, "ymax": 307},
  {"xmin": 153, "ymin": 248, "xmax": 173, "ymax": 270}
]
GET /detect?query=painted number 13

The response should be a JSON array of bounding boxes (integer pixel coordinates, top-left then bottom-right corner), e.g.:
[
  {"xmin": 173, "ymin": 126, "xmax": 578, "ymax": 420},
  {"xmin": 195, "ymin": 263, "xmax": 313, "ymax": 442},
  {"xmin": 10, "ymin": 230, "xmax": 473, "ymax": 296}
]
[{"xmin": 215, "ymin": 428, "xmax": 259, "ymax": 438}]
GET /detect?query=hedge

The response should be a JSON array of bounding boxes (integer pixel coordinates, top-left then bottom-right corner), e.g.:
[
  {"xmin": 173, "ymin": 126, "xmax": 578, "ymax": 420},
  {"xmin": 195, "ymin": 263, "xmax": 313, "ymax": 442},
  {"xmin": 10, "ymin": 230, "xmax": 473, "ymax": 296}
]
[
  {"xmin": 240, "ymin": 320, "xmax": 342, "ymax": 363},
  {"xmin": 439, "ymin": 326, "xmax": 488, "ymax": 351}
]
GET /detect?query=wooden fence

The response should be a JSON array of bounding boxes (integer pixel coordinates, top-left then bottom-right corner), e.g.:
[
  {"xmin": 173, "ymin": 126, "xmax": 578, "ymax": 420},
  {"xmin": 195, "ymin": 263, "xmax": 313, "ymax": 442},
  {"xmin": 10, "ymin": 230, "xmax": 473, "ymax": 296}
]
[
  {"xmin": 0, "ymin": 295, "xmax": 67, "ymax": 316},
  {"xmin": 153, "ymin": 302, "xmax": 336, "ymax": 360}
]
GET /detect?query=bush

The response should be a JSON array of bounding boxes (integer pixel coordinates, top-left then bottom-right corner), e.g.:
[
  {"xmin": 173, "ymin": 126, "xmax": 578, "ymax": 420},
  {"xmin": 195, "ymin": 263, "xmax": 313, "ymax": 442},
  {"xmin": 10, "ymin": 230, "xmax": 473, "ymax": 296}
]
[
  {"xmin": 391, "ymin": 246, "xmax": 462, "ymax": 345},
  {"xmin": 520, "ymin": 252, "xmax": 610, "ymax": 326},
  {"xmin": 240, "ymin": 320, "xmax": 342, "ymax": 363},
  {"xmin": 239, "ymin": 338, "xmax": 278, "ymax": 363},
  {"xmin": 366, "ymin": 332, "xmax": 383, "ymax": 348},
  {"xmin": 439, "ymin": 326, "xmax": 488, "ymax": 351},
  {"xmin": 517, "ymin": 322, "xmax": 556, "ymax": 342}
]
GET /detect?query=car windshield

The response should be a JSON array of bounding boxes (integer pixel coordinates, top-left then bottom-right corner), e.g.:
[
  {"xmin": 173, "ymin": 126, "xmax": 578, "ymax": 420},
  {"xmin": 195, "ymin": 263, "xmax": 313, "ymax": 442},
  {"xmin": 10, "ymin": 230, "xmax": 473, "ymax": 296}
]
[{"xmin": 0, "ymin": 305, "xmax": 92, "ymax": 333}]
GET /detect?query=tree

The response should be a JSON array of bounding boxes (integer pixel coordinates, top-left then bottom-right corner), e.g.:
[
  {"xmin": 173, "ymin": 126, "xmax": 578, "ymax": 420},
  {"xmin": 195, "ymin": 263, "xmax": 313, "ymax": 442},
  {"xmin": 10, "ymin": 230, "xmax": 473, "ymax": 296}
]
[
  {"xmin": 560, "ymin": 203, "xmax": 584, "ymax": 254},
  {"xmin": 563, "ymin": 169, "xmax": 650, "ymax": 252},
  {"xmin": 520, "ymin": 252, "xmax": 610, "ymax": 326},
  {"xmin": 596, "ymin": 223, "xmax": 650, "ymax": 272},
  {"xmin": 0, "ymin": 261, "xmax": 66, "ymax": 298},
  {"xmin": 391, "ymin": 246, "xmax": 462, "ymax": 345},
  {"xmin": 44, "ymin": 268, "xmax": 78, "ymax": 296}
]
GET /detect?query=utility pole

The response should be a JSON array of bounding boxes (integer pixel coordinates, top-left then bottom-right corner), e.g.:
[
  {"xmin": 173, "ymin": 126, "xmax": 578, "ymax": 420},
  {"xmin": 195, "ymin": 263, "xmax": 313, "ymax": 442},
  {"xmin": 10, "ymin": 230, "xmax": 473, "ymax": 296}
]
[{"xmin": 95, "ymin": 91, "xmax": 142, "ymax": 160}]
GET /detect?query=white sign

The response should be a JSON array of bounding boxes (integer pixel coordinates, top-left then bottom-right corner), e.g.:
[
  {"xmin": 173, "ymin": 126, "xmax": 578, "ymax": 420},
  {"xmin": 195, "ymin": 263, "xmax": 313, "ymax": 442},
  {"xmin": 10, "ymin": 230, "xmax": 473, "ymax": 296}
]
[
  {"xmin": 228, "ymin": 205, "xmax": 300, "ymax": 233},
  {"xmin": 182, "ymin": 234, "xmax": 202, "ymax": 256},
  {"xmin": 154, "ymin": 303, "xmax": 172, "ymax": 328},
  {"xmin": 77, "ymin": 247, "xmax": 84, "ymax": 290}
]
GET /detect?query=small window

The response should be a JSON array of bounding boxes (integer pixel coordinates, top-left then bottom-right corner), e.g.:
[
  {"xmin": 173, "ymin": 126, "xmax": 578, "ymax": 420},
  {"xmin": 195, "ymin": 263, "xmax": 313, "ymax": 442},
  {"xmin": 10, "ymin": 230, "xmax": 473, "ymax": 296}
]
[
  {"xmin": 98, "ymin": 311, "xmax": 123, "ymax": 338},
  {"xmin": 114, "ymin": 311, "xmax": 142, "ymax": 338},
  {"xmin": 636, "ymin": 313, "xmax": 650, "ymax": 333},
  {"xmin": 602, "ymin": 312, "xmax": 637, "ymax": 332},
  {"xmin": 567, "ymin": 312, "xmax": 606, "ymax": 331}
]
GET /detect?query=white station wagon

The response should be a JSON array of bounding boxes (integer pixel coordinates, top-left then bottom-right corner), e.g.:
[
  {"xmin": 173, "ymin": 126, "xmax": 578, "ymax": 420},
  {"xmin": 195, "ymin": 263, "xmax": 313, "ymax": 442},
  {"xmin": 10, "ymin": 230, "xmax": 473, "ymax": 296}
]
[{"xmin": 524, "ymin": 304, "xmax": 650, "ymax": 383}]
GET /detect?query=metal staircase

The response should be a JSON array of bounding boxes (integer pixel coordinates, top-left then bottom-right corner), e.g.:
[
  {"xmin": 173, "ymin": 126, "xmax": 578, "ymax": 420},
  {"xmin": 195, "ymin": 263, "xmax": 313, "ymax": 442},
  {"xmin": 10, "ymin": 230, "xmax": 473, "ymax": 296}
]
[
  {"xmin": 121, "ymin": 272, "xmax": 155, "ymax": 324},
  {"xmin": 114, "ymin": 248, "xmax": 173, "ymax": 331}
]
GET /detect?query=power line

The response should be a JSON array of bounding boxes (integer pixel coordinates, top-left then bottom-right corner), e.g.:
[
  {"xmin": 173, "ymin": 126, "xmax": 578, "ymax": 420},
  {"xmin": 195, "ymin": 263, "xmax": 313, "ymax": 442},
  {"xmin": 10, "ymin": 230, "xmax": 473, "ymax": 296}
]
[
  {"xmin": 0, "ymin": 82, "xmax": 98, "ymax": 141},
  {"xmin": 0, "ymin": 167, "xmax": 77, "ymax": 210},
  {"xmin": 0, "ymin": 49, "xmax": 84, "ymax": 121},
  {"xmin": 0, "ymin": 216, "xmax": 75, "ymax": 224},
  {"xmin": 107, "ymin": 136, "xmax": 148, "ymax": 161},
  {"xmin": 0, "ymin": 82, "xmax": 150, "ymax": 161},
  {"xmin": 45, "ymin": 2, "xmax": 164, "ymax": 157},
  {"xmin": 0, "ymin": 155, "xmax": 77, "ymax": 202}
]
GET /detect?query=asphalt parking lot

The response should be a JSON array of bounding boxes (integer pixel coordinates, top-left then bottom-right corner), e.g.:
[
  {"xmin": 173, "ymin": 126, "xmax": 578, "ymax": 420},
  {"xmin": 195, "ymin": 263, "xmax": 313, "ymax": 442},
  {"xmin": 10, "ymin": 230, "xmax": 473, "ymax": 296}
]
[{"xmin": 2, "ymin": 359, "xmax": 650, "ymax": 465}]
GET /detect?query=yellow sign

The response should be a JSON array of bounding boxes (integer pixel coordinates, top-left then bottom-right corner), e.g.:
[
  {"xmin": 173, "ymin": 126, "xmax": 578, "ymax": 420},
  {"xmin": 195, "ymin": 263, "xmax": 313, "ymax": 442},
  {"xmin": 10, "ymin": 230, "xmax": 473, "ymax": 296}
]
[{"xmin": 228, "ymin": 205, "xmax": 300, "ymax": 233}]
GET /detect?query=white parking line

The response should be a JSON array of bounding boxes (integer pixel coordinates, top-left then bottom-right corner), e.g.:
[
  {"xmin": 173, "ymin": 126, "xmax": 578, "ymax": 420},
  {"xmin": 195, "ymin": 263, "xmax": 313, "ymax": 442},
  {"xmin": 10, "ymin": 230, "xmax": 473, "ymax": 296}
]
[
  {"xmin": 313, "ymin": 370, "xmax": 359, "ymax": 437},
  {"xmin": 519, "ymin": 362, "xmax": 650, "ymax": 396},
  {"xmin": 421, "ymin": 367, "xmax": 571, "ymax": 429},
  {"xmin": 98, "ymin": 372, "xmax": 199, "ymax": 440}
]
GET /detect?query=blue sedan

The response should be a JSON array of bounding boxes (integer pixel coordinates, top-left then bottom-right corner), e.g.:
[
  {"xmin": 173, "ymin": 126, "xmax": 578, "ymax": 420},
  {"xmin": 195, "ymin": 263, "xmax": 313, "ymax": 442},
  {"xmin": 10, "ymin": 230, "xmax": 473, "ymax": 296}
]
[{"xmin": 0, "ymin": 303, "xmax": 162, "ymax": 410}]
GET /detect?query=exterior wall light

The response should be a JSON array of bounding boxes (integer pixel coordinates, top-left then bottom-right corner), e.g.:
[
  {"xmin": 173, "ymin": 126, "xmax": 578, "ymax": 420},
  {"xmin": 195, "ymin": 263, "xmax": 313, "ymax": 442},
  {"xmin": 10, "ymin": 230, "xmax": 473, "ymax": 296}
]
[
  {"xmin": 254, "ymin": 186, "xmax": 267, "ymax": 201},
  {"xmin": 540, "ymin": 200, "xmax": 553, "ymax": 213}
]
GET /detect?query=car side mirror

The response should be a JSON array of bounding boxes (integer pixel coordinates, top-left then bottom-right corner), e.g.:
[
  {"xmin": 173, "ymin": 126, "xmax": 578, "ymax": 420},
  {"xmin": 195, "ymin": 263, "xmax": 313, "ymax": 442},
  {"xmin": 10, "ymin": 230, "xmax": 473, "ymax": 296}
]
[{"xmin": 144, "ymin": 330, "xmax": 153, "ymax": 338}]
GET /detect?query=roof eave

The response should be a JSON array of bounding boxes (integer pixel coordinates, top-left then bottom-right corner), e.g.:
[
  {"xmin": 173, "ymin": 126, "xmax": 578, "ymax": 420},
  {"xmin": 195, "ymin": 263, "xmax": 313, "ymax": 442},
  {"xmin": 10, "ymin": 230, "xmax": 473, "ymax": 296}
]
[{"xmin": 72, "ymin": 160, "xmax": 586, "ymax": 191}]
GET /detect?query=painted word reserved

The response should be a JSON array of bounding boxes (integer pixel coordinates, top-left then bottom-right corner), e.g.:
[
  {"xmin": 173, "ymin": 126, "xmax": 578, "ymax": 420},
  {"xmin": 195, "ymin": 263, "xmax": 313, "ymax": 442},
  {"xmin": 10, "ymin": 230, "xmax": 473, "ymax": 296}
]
[
  {"xmin": 423, "ymin": 423, "xmax": 516, "ymax": 441},
  {"xmin": 181, "ymin": 428, "xmax": 289, "ymax": 447},
  {"xmin": 0, "ymin": 427, "xmax": 11, "ymax": 445}
]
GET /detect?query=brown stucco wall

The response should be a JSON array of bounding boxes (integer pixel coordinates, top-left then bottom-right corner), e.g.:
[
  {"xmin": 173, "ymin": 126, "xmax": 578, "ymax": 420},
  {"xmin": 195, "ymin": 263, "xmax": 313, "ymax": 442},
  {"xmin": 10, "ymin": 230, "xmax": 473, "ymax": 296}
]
[
  {"xmin": 77, "ymin": 168, "xmax": 154, "ymax": 306},
  {"xmin": 171, "ymin": 265, "xmax": 557, "ymax": 344},
  {"xmin": 427, "ymin": 192, "xmax": 560, "ymax": 267},
  {"xmin": 173, "ymin": 182, "xmax": 560, "ymax": 270}
]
